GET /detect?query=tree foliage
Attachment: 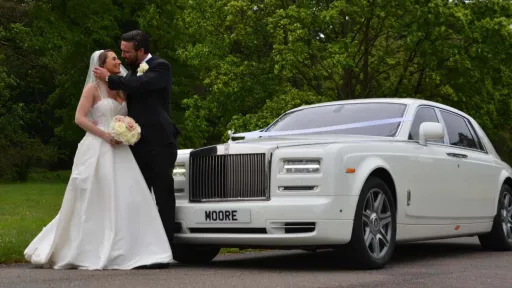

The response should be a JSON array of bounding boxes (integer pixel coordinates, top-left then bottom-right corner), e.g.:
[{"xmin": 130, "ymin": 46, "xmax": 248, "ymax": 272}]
[{"xmin": 1, "ymin": 0, "xmax": 512, "ymax": 181}]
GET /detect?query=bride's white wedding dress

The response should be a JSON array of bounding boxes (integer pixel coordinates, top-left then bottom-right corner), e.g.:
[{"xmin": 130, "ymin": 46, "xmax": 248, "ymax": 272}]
[{"xmin": 24, "ymin": 81, "xmax": 173, "ymax": 270}]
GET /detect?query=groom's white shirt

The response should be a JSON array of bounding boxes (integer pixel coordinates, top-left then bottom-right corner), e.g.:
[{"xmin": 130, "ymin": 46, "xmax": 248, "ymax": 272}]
[{"xmin": 142, "ymin": 53, "xmax": 152, "ymax": 64}]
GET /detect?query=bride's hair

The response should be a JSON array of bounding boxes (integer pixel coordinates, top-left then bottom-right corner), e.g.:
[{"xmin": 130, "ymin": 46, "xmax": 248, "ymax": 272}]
[{"xmin": 97, "ymin": 49, "xmax": 113, "ymax": 68}]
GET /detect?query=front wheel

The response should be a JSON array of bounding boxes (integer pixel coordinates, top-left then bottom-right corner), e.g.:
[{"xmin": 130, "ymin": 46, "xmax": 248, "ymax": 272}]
[
  {"xmin": 171, "ymin": 244, "xmax": 220, "ymax": 264},
  {"xmin": 478, "ymin": 184, "xmax": 512, "ymax": 251},
  {"xmin": 345, "ymin": 176, "xmax": 397, "ymax": 269}
]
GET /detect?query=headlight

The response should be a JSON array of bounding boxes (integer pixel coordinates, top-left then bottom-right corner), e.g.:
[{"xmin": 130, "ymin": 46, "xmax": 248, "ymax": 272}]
[
  {"xmin": 281, "ymin": 160, "xmax": 321, "ymax": 174},
  {"xmin": 173, "ymin": 163, "xmax": 186, "ymax": 178}
]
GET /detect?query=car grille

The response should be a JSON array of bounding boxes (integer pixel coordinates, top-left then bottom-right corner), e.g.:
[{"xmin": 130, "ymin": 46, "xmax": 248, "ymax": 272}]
[{"xmin": 189, "ymin": 153, "xmax": 269, "ymax": 202}]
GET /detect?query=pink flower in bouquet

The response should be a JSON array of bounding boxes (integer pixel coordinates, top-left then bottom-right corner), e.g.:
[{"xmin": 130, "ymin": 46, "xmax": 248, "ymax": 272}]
[
  {"xmin": 123, "ymin": 117, "xmax": 137, "ymax": 132},
  {"xmin": 113, "ymin": 115, "xmax": 124, "ymax": 123}
]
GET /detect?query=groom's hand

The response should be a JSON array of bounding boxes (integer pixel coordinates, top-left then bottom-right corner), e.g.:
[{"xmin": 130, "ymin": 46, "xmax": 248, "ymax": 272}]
[{"xmin": 93, "ymin": 67, "xmax": 110, "ymax": 81}]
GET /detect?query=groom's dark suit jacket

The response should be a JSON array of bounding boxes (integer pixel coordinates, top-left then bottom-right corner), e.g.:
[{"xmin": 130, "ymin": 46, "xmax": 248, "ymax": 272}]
[{"xmin": 107, "ymin": 56, "xmax": 180, "ymax": 148}]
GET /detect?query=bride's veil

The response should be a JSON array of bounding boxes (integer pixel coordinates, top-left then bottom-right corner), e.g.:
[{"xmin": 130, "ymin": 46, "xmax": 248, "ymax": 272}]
[
  {"xmin": 84, "ymin": 50, "xmax": 128, "ymax": 90},
  {"xmin": 83, "ymin": 50, "xmax": 128, "ymax": 120}
]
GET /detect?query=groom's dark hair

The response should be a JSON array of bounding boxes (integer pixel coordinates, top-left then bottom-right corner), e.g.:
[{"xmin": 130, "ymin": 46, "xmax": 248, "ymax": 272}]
[{"xmin": 121, "ymin": 30, "xmax": 151, "ymax": 54}]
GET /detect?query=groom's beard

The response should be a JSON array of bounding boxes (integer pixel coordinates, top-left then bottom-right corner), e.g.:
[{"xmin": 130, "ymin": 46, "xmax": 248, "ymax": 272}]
[{"xmin": 128, "ymin": 54, "xmax": 141, "ymax": 72}]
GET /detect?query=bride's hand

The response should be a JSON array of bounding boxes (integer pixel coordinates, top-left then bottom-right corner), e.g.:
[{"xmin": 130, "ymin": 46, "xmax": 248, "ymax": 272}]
[
  {"xmin": 102, "ymin": 133, "xmax": 118, "ymax": 146},
  {"xmin": 93, "ymin": 67, "xmax": 110, "ymax": 81}
]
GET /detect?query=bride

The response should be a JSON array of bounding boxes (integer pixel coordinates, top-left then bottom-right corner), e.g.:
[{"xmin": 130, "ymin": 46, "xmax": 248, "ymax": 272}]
[{"xmin": 24, "ymin": 50, "xmax": 173, "ymax": 270}]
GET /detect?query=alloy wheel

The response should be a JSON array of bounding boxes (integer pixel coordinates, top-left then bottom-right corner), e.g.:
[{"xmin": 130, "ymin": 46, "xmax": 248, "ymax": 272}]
[
  {"xmin": 362, "ymin": 188, "xmax": 393, "ymax": 259},
  {"xmin": 500, "ymin": 191, "xmax": 512, "ymax": 242}
]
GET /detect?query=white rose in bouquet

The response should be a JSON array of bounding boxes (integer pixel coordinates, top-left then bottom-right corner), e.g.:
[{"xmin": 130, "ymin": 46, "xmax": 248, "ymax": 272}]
[{"xmin": 109, "ymin": 115, "xmax": 141, "ymax": 145}]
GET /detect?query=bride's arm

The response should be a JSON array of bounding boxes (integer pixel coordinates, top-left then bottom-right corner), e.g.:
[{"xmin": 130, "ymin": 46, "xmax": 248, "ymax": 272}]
[
  {"xmin": 74, "ymin": 84, "xmax": 116, "ymax": 144},
  {"xmin": 95, "ymin": 60, "xmax": 171, "ymax": 94}
]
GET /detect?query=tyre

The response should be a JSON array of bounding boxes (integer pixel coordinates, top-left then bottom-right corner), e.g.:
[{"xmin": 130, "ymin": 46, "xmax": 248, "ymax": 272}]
[
  {"xmin": 478, "ymin": 183, "xmax": 512, "ymax": 251},
  {"xmin": 171, "ymin": 244, "xmax": 220, "ymax": 264},
  {"xmin": 346, "ymin": 176, "xmax": 397, "ymax": 269}
]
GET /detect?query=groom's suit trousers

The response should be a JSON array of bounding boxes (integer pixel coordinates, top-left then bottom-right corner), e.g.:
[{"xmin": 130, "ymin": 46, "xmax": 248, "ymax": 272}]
[{"xmin": 131, "ymin": 142, "xmax": 178, "ymax": 244}]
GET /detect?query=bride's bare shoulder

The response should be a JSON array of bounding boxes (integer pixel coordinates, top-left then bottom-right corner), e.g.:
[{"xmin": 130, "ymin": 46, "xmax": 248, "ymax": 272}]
[
  {"xmin": 83, "ymin": 83, "xmax": 94, "ymax": 91},
  {"xmin": 81, "ymin": 83, "xmax": 101, "ymax": 103},
  {"xmin": 83, "ymin": 83, "xmax": 99, "ymax": 94}
]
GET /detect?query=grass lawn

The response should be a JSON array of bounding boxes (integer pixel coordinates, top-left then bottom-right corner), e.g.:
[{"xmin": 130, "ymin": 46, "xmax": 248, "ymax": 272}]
[
  {"xmin": 0, "ymin": 182, "xmax": 260, "ymax": 264},
  {"xmin": 0, "ymin": 183, "xmax": 66, "ymax": 264}
]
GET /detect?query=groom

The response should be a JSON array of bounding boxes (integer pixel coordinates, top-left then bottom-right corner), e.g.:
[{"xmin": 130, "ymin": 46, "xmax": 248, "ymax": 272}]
[{"xmin": 93, "ymin": 30, "xmax": 180, "ymax": 248}]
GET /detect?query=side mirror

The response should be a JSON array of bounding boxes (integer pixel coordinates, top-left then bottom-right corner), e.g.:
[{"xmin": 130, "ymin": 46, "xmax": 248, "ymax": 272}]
[{"xmin": 418, "ymin": 122, "xmax": 444, "ymax": 145}]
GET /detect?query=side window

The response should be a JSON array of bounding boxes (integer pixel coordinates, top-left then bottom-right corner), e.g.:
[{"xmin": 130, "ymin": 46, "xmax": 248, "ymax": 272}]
[
  {"xmin": 409, "ymin": 107, "xmax": 443, "ymax": 143},
  {"xmin": 466, "ymin": 120, "xmax": 486, "ymax": 151},
  {"xmin": 439, "ymin": 110, "xmax": 478, "ymax": 150}
]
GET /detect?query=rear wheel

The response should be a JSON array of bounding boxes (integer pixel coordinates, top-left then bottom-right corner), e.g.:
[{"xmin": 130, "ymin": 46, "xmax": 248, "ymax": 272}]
[
  {"xmin": 478, "ymin": 184, "xmax": 512, "ymax": 251},
  {"xmin": 171, "ymin": 244, "xmax": 220, "ymax": 264},
  {"xmin": 345, "ymin": 176, "xmax": 396, "ymax": 269}
]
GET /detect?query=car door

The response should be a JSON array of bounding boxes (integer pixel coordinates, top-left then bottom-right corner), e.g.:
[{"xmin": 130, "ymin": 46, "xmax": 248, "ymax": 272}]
[
  {"xmin": 438, "ymin": 110, "xmax": 501, "ymax": 221},
  {"xmin": 403, "ymin": 106, "xmax": 461, "ymax": 223}
]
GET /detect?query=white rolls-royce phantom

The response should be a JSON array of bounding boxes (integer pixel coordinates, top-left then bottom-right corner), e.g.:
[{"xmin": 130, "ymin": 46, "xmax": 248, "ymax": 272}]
[{"xmin": 171, "ymin": 98, "xmax": 512, "ymax": 269}]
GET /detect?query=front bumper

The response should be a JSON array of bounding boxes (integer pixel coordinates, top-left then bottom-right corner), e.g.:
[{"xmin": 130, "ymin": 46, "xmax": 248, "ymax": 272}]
[{"xmin": 174, "ymin": 195, "xmax": 358, "ymax": 246}]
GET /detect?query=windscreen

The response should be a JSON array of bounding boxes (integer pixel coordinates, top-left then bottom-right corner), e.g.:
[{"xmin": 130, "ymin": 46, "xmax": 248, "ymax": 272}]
[{"xmin": 264, "ymin": 102, "xmax": 408, "ymax": 137}]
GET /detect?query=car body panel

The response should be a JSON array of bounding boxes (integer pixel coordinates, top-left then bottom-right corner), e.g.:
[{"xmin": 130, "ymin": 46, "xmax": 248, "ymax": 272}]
[{"xmin": 172, "ymin": 98, "xmax": 512, "ymax": 248}]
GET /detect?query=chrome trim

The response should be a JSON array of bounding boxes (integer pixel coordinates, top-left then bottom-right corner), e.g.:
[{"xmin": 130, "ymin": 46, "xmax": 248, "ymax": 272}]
[{"xmin": 278, "ymin": 186, "xmax": 318, "ymax": 192}]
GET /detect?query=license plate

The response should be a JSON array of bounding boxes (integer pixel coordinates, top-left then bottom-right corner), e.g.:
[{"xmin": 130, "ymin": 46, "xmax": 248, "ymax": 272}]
[{"xmin": 195, "ymin": 209, "xmax": 251, "ymax": 223}]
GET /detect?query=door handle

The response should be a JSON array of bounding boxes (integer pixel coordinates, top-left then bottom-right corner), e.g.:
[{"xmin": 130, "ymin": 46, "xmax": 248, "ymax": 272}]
[{"xmin": 446, "ymin": 152, "xmax": 468, "ymax": 159}]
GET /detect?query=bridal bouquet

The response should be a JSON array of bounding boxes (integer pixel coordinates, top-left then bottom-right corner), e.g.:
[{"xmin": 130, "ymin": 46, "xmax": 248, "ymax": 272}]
[{"xmin": 109, "ymin": 115, "xmax": 141, "ymax": 145}]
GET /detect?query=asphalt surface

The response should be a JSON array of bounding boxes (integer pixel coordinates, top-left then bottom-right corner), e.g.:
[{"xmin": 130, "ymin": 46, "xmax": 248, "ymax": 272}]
[{"xmin": 2, "ymin": 237, "xmax": 512, "ymax": 288}]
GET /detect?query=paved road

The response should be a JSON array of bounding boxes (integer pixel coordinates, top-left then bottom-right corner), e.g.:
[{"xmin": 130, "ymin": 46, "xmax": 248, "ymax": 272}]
[{"xmin": 2, "ymin": 237, "xmax": 512, "ymax": 288}]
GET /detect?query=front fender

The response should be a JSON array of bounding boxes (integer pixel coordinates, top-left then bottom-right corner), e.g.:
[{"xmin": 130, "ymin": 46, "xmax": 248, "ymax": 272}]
[
  {"xmin": 342, "ymin": 154, "xmax": 394, "ymax": 196},
  {"xmin": 340, "ymin": 154, "xmax": 395, "ymax": 219}
]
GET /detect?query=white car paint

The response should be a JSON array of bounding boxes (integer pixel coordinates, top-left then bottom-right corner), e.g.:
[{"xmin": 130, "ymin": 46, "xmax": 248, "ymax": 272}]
[{"xmin": 172, "ymin": 98, "xmax": 512, "ymax": 248}]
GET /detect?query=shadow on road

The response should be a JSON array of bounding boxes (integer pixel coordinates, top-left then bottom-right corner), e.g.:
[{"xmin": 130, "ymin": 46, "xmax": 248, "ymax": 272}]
[
  {"xmin": 391, "ymin": 239, "xmax": 483, "ymax": 264},
  {"xmin": 175, "ymin": 237, "xmax": 487, "ymax": 271}
]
